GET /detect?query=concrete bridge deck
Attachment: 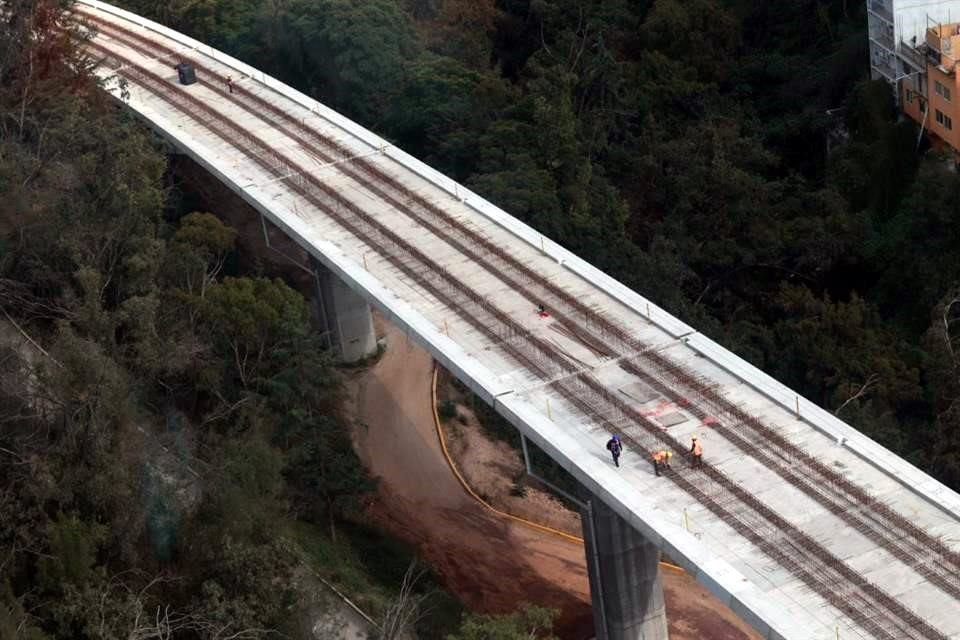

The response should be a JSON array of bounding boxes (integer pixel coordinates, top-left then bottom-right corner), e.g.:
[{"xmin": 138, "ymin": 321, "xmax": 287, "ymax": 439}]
[{"xmin": 76, "ymin": 2, "xmax": 960, "ymax": 638}]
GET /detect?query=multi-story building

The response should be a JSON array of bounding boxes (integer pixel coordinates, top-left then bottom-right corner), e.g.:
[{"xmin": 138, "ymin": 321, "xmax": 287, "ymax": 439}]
[
  {"xmin": 902, "ymin": 22, "xmax": 960, "ymax": 148},
  {"xmin": 869, "ymin": 0, "xmax": 960, "ymax": 151},
  {"xmin": 868, "ymin": 0, "xmax": 960, "ymax": 85}
]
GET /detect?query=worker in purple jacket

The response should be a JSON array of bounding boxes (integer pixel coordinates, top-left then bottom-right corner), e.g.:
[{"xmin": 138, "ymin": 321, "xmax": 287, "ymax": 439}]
[{"xmin": 606, "ymin": 435, "xmax": 623, "ymax": 467}]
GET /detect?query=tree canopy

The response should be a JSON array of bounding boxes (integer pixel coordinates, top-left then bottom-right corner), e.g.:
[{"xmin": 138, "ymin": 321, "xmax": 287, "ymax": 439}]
[
  {"xmin": 4, "ymin": 0, "xmax": 960, "ymax": 637},
  {"xmin": 113, "ymin": 0, "xmax": 955, "ymax": 495},
  {"xmin": 0, "ymin": 3, "xmax": 371, "ymax": 636}
]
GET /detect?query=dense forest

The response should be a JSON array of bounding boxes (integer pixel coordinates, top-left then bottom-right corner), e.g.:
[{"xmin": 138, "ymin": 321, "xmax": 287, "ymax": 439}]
[
  {"xmin": 114, "ymin": 0, "xmax": 958, "ymax": 486},
  {"xmin": 1, "ymin": 0, "xmax": 959, "ymax": 638}
]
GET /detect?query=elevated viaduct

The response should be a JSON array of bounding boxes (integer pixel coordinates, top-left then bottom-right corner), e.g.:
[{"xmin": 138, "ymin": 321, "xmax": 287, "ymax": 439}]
[{"xmin": 76, "ymin": 2, "xmax": 960, "ymax": 638}]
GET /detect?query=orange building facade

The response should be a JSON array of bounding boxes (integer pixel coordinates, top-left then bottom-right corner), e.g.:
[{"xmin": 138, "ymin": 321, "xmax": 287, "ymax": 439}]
[{"xmin": 902, "ymin": 23, "xmax": 960, "ymax": 151}]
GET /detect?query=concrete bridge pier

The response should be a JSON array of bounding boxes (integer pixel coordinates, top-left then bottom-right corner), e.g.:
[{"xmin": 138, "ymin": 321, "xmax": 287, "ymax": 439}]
[
  {"xmin": 312, "ymin": 259, "xmax": 377, "ymax": 363},
  {"xmin": 581, "ymin": 498, "xmax": 669, "ymax": 640},
  {"xmin": 256, "ymin": 210, "xmax": 376, "ymax": 363}
]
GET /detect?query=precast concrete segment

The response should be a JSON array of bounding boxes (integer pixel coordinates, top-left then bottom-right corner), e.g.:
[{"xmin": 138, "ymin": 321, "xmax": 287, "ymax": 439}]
[
  {"xmin": 97, "ymin": 41, "xmax": 952, "ymax": 640},
  {"xmin": 80, "ymin": 2, "xmax": 908, "ymax": 498},
  {"xmin": 557, "ymin": 377, "xmax": 941, "ymax": 640},
  {"xmin": 82, "ymin": 12, "xmax": 648, "ymax": 380},
  {"xmin": 620, "ymin": 358, "xmax": 960, "ymax": 601},
  {"xmin": 623, "ymin": 348, "xmax": 960, "ymax": 562},
  {"xmin": 97, "ymin": 42, "xmax": 944, "ymax": 628},
  {"xmin": 84, "ymin": 12, "xmax": 676, "ymax": 370},
  {"xmin": 77, "ymin": 10, "xmax": 665, "ymax": 361},
  {"xmin": 75, "ymin": 3, "xmax": 960, "ymax": 636},
  {"xmin": 83, "ymin": 45, "xmax": 580, "ymax": 386},
  {"xmin": 78, "ymin": 12, "xmax": 645, "ymax": 359},
  {"xmin": 84, "ymin": 41, "xmax": 939, "ymax": 638},
  {"xmin": 581, "ymin": 500, "xmax": 668, "ymax": 640},
  {"xmin": 75, "ymin": 4, "xmax": 960, "ymax": 597},
  {"xmin": 86, "ymin": 32, "xmax": 948, "ymax": 640}
]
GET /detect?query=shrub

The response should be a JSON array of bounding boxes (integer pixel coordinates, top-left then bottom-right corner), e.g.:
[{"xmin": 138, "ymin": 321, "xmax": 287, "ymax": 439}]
[{"xmin": 438, "ymin": 400, "xmax": 457, "ymax": 420}]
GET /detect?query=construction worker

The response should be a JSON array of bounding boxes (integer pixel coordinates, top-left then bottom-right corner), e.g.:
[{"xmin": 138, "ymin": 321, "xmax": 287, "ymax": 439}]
[
  {"xmin": 652, "ymin": 449, "xmax": 672, "ymax": 476},
  {"xmin": 226, "ymin": 75, "xmax": 234, "ymax": 94},
  {"xmin": 606, "ymin": 435, "xmax": 623, "ymax": 468},
  {"xmin": 690, "ymin": 435, "xmax": 703, "ymax": 469}
]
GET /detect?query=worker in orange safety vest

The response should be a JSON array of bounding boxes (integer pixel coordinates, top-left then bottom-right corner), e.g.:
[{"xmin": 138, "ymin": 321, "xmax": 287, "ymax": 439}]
[
  {"xmin": 652, "ymin": 449, "xmax": 672, "ymax": 476},
  {"xmin": 690, "ymin": 436, "xmax": 703, "ymax": 469}
]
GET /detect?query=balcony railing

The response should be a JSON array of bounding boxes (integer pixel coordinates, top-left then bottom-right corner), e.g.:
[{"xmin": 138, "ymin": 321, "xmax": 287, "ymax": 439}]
[
  {"xmin": 869, "ymin": 35, "xmax": 895, "ymax": 57},
  {"xmin": 899, "ymin": 42, "xmax": 927, "ymax": 71},
  {"xmin": 868, "ymin": 0, "xmax": 893, "ymax": 24},
  {"xmin": 874, "ymin": 29, "xmax": 895, "ymax": 49},
  {"xmin": 871, "ymin": 59, "xmax": 897, "ymax": 82}
]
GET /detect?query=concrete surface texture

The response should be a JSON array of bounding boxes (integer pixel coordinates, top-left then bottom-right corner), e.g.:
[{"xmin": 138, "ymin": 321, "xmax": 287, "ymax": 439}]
[
  {"xmin": 317, "ymin": 264, "xmax": 377, "ymax": 362},
  {"xmin": 581, "ymin": 500, "xmax": 668, "ymax": 640},
  {"xmin": 351, "ymin": 318, "xmax": 762, "ymax": 640},
  {"xmin": 78, "ymin": 2, "xmax": 960, "ymax": 638}
]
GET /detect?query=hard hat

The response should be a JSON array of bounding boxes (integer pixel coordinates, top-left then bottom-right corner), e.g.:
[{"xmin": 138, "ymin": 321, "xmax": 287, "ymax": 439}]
[
  {"xmin": 692, "ymin": 435, "xmax": 699, "ymax": 440},
  {"xmin": 613, "ymin": 434, "xmax": 620, "ymax": 441}
]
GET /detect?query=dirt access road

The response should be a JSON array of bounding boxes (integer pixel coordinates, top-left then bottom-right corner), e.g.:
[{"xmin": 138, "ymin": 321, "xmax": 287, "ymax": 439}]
[{"xmin": 351, "ymin": 318, "xmax": 760, "ymax": 640}]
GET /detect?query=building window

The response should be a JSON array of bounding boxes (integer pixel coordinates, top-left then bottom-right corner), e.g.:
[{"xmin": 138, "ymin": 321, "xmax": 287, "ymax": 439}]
[
  {"xmin": 936, "ymin": 81, "xmax": 952, "ymax": 101},
  {"xmin": 936, "ymin": 109, "xmax": 953, "ymax": 129}
]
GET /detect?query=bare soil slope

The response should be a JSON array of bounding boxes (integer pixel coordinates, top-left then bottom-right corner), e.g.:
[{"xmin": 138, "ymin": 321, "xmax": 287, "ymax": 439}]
[{"xmin": 350, "ymin": 317, "xmax": 760, "ymax": 640}]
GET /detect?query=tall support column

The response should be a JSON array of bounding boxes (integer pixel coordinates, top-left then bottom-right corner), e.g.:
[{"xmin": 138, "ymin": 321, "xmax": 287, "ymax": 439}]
[
  {"xmin": 257, "ymin": 214, "xmax": 375, "ymax": 362},
  {"xmin": 581, "ymin": 499, "xmax": 669, "ymax": 640},
  {"xmin": 520, "ymin": 433, "xmax": 532, "ymax": 473},
  {"xmin": 315, "ymin": 264, "xmax": 377, "ymax": 363},
  {"xmin": 307, "ymin": 257, "xmax": 334, "ymax": 351}
]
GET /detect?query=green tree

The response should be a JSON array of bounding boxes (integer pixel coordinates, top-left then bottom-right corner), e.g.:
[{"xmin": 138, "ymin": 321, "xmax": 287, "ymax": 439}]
[
  {"xmin": 190, "ymin": 537, "xmax": 301, "ymax": 636},
  {"xmin": 447, "ymin": 605, "xmax": 558, "ymax": 640},
  {"xmin": 283, "ymin": 412, "xmax": 373, "ymax": 541},
  {"xmin": 199, "ymin": 435, "xmax": 287, "ymax": 541},
  {"xmin": 922, "ymin": 288, "xmax": 960, "ymax": 486},
  {"xmin": 284, "ymin": 0, "xmax": 421, "ymax": 123},
  {"xmin": 383, "ymin": 54, "xmax": 499, "ymax": 174},
  {"xmin": 422, "ymin": 0, "xmax": 498, "ymax": 66},
  {"xmin": 0, "ymin": 583, "xmax": 49, "ymax": 640},
  {"xmin": 165, "ymin": 211, "xmax": 237, "ymax": 299},
  {"xmin": 638, "ymin": 0, "xmax": 739, "ymax": 83},
  {"xmin": 829, "ymin": 80, "xmax": 919, "ymax": 217},
  {"xmin": 0, "ymin": 5, "xmax": 362, "ymax": 639},
  {"xmin": 766, "ymin": 285, "xmax": 921, "ymax": 445},
  {"xmin": 37, "ymin": 516, "xmax": 106, "ymax": 591},
  {"xmin": 200, "ymin": 276, "xmax": 310, "ymax": 392},
  {"xmin": 864, "ymin": 157, "xmax": 960, "ymax": 330}
]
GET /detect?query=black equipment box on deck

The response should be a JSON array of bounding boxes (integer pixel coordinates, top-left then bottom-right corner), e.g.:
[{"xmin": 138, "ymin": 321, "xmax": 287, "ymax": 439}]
[{"xmin": 175, "ymin": 62, "xmax": 197, "ymax": 85}]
